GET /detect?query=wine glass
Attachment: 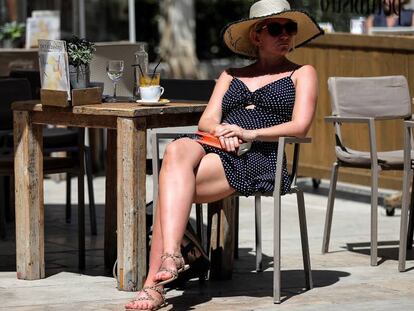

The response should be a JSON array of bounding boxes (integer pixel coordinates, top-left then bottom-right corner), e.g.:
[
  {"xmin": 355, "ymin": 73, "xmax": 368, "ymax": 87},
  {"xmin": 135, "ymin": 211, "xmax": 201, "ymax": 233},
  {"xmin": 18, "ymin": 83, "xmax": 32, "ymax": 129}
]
[{"xmin": 106, "ymin": 60, "xmax": 124, "ymax": 102}]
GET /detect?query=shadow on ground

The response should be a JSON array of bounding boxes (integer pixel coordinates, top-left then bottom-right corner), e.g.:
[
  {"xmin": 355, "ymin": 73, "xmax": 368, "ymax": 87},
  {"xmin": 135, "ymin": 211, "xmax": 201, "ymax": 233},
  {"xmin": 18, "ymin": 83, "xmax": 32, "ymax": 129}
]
[
  {"xmin": 343, "ymin": 241, "xmax": 414, "ymax": 267},
  {"xmin": 165, "ymin": 248, "xmax": 350, "ymax": 309}
]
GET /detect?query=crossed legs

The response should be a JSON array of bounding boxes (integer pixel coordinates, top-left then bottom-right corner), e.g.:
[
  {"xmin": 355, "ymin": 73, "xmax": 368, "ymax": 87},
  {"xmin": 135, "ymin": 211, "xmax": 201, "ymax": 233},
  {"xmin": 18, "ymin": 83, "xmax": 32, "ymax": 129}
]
[{"xmin": 126, "ymin": 138, "xmax": 235, "ymax": 310}]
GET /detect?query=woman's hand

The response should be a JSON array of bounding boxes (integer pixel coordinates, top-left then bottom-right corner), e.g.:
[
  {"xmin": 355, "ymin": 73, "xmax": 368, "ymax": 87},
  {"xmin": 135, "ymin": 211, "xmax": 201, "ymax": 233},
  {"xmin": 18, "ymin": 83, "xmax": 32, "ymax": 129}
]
[
  {"xmin": 212, "ymin": 123, "xmax": 256, "ymax": 142},
  {"xmin": 210, "ymin": 123, "xmax": 256, "ymax": 152},
  {"xmin": 218, "ymin": 136, "xmax": 240, "ymax": 152}
]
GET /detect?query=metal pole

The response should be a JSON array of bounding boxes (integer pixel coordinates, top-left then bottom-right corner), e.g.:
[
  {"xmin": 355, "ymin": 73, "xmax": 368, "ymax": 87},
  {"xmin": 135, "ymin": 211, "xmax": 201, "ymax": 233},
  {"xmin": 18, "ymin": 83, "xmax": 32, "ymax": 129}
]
[
  {"xmin": 79, "ymin": 0, "xmax": 86, "ymax": 38},
  {"xmin": 72, "ymin": 0, "xmax": 79, "ymax": 36},
  {"xmin": 17, "ymin": 0, "xmax": 27, "ymax": 22},
  {"xmin": 128, "ymin": 0, "xmax": 136, "ymax": 42}
]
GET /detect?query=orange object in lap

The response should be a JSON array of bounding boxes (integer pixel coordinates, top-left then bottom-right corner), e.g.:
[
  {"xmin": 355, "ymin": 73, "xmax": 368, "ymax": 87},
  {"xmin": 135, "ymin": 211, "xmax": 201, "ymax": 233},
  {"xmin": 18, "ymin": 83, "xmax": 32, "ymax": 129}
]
[{"xmin": 195, "ymin": 131, "xmax": 222, "ymax": 149}]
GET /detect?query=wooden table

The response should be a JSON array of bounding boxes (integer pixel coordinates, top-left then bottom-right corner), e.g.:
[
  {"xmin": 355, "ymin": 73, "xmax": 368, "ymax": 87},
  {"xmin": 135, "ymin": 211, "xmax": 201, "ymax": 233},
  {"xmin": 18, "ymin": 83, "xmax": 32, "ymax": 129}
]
[{"xmin": 12, "ymin": 100, "xmax": 219, "ymax": 291}]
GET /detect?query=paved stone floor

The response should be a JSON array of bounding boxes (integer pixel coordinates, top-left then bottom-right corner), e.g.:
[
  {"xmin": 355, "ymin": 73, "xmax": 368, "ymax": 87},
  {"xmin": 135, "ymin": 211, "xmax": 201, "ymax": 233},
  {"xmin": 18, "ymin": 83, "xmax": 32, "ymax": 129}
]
[{"xmin": 1, "ymin": 176, "xmax": 413, "ymax": 310}]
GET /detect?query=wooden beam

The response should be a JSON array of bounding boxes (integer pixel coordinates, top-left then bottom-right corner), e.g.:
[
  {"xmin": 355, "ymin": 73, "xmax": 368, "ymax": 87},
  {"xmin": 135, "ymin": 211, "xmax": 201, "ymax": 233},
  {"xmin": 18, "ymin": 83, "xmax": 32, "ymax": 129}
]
[
  {"xmin": 13, "ymin": 110, "xmax": 45, "ymax": 280},
  {"xmin": 208, "ymin": 196, "xmax": 237, "ymax": 280},
  {"xmin": 31, "ymin": 111, "xmax": 117, "ymax": 129},
  {"xmin": 117, "ymin": 117, "xmax": 147, "ymax": 291}
]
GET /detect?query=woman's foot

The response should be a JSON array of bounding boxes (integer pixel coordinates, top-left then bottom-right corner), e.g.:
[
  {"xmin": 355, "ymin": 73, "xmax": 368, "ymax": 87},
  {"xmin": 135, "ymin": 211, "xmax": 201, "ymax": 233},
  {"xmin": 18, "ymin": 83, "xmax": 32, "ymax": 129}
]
[
  {"xmin": 125, "ymin": 285, "xmax": 166, "ymax": 310},
  {"xmin": 153, "ymin": 253, "xmax": 189, "ymax": 286}
]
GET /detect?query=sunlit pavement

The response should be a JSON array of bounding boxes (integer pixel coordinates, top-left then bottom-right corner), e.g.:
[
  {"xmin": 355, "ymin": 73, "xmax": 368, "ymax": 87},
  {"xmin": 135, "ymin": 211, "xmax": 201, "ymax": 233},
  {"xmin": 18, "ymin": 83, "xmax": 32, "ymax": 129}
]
[{"xmin": 1, "ymin": 176, "xmax": 413, "ymax": 310}]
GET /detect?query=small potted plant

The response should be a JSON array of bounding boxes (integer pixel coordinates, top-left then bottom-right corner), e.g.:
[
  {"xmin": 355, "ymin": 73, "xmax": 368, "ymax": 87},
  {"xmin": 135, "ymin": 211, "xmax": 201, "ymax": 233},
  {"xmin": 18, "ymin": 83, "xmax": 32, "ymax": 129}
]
[
  {"xmin": 67, "ymin": 36, "xmax": 96, "ymax": 89},
  {"xmin": 0, "ymin": 21, "xmax": 25, "ymax": 48}
]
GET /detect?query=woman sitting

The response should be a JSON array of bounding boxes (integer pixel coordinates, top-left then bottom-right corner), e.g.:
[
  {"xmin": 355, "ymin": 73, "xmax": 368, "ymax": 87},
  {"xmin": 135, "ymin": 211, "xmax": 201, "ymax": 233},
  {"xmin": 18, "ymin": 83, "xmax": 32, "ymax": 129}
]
[{"xmin": 125, "ymin": 0, "xmax": 323, "ymax": 309}]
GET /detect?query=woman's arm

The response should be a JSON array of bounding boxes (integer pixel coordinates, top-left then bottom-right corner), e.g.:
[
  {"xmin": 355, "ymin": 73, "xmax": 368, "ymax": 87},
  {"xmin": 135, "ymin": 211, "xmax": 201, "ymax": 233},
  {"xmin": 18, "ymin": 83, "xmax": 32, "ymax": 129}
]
[
  {"xmin": 411, "ymin": 11, "xmax": 414, "ymax": 27},
  {"xmin": 220, "ymin": 65, "xmax": 318, "ymax": 142},
  {"xmin": 366, "ymin": 15, "xmax": 374, "ymax": 31},
  {"xmin": 197, "ymin": 70, "xmax": 233, "ymax": 133}
]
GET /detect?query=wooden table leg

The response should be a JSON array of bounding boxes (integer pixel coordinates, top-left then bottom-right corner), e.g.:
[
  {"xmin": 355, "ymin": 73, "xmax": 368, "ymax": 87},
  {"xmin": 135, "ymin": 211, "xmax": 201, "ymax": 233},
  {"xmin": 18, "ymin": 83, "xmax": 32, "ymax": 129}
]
[
  {"xmin": 105, "ymin": 129, "xmax": 117, "ymax": 271},
  {"xmin": 207, "ymin": 195, "xmax": 237, "ymax": 280},
  {"xmin": 13, "ymin": 110, "xmax": 44, "ymax": 280},
  {"xmin": 117, "ymin": 118, "xmax": 147, "ymax": 291}
]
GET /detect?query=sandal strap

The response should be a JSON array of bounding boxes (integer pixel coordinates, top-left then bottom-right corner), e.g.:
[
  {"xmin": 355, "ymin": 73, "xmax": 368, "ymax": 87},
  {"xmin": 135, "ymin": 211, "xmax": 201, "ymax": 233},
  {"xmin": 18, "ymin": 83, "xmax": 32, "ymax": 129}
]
[
  {"xmin": 161, "ymin": 252, "xmax": 185, "ymax": 269},
  {"xmin": 157, "ymin": 267, "xmax": 178, "ymax": 279},
  {"xmin": 132, "ymin": 285, "xmax": 165, "ymax": 304}
]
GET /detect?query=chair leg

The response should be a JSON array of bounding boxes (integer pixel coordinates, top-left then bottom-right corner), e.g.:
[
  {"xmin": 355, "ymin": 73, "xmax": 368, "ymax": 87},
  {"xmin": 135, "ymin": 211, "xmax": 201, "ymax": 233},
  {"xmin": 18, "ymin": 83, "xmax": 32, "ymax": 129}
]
[
  {"xmin": 85, "ymin": 146, "xmax": 97, "ymax": 236},
  {"xmin": 66, "ymin": 173, "xmax": 71, "ymax": 223},
  {"xmin": 195, "ymin": 203, "xmax": 204, "ymax": 250},
  {"xmin": 273, "ymin": 191, "xmax": 281, "ymax": 304},
  {"xmin": 296, "ymin": 189, "xmax": 313, "ymax": 290},
  {"xmin": 78, "ymin": 171, "xmax": 85, "ymax": 270},
  {"xmin": 322, "ymin": 162, "xmax": 339, "ymax": 254},
  {"xmin": 406, "ymin": 173, "xmax": 414, "ymax": 250},
  {"xmin": 0, "ymin": 176, "xmax": 6, "ymax": 239},
  {"xmin": 370, "ymin": 164, "xmax": 379, "ymax": 266},
  {"xmin": 234, "ymin": 199, "xmax": 239, "ymax": 259},
  {"xmin": 255, "ymin": 195, "xmax": 263, "ymax": 272},
  {"xmin": 78, "ymin": 129, "xmax": 86, "ymax": 270},
  {"xmin": 9, "ymin": 175, "xmax": 15, "ymax": 221},
  {"xmin": 399, "ymin": 168, "xmax": 412, "ymax": 271}
]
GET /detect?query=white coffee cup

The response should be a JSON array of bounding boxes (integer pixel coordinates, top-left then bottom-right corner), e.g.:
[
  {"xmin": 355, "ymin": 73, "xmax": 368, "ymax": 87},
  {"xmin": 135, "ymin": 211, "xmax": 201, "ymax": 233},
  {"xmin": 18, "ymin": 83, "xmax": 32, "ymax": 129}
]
[{"xmin": 139, "ymin": 85, "xmax": 164, "ymax": 102}]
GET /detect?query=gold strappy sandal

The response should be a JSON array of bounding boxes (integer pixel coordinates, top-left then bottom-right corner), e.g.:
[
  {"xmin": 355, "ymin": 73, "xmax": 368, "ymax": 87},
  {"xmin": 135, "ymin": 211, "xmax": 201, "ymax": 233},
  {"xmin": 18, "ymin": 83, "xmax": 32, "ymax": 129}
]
[
  {"xmin": 125, "ymin": 285, "xmax": 166, "ymax": 310},
  {"xmin": 155, "ymin": 253, "xmax": 190, "ymax": 286}
]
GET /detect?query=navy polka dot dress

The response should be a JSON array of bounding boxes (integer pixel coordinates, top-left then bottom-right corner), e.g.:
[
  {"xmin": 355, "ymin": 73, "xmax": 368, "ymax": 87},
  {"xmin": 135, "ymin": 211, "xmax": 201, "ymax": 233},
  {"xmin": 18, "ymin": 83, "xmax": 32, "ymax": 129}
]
[{"xmin": 189, "ymin": 71, "xmax": 296, "ymax": 196}]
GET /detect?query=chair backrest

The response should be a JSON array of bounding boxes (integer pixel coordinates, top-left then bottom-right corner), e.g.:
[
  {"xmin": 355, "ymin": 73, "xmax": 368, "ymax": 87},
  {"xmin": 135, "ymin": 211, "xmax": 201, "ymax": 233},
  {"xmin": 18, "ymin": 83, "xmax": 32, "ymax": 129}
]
[
  {"xmin": 0, "ymin": 78, "xmax": 32, "ymax": 130},
  {"xmin": 10, "ymin": 70, "xmax": 41, "ymax": 99},
  {"xmin": 328, "ymin": 75, "xmax": 411, "ymax": 119},
  {"xmin": 160, "ymin": 79, "xmax": 216, "ymax": 101}
]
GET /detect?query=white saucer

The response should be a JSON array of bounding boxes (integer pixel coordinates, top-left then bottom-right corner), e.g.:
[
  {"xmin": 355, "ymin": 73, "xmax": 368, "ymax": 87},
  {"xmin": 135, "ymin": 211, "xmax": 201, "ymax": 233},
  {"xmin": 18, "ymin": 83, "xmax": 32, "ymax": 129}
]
[{"xmin": 136, "ymin": 99, "xmax": 170, "ymax": 106}]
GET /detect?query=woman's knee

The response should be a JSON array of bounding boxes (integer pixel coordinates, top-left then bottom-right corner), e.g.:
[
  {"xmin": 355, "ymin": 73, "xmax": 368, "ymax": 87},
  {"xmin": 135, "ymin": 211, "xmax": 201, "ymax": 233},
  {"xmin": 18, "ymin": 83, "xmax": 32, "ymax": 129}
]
[{"xmin": 163, "ymin": 138, "xmax": 203, "ymax": 166}]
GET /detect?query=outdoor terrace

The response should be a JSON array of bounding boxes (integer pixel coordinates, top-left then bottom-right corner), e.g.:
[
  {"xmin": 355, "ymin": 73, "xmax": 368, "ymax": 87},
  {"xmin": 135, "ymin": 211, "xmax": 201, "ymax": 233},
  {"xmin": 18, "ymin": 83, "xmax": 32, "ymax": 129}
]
[{"xmin": 1, "ymin": 175, "xmax": 413, "ymax": 310}]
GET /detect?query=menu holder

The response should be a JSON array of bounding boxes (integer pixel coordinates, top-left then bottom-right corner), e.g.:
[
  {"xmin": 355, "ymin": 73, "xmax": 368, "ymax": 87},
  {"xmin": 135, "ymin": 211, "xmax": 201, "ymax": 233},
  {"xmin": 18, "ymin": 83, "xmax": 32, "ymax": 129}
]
[
  {"xmin": 41, "ymin": 87, "xmax": 102, "ymax": 107},
  {"xmin": 71, "ymin": 87, "xmax": 102, "ymax": 106},
  {"xmin": 40, "ymin": 89, "xmax": 68, "ymax": 107}
]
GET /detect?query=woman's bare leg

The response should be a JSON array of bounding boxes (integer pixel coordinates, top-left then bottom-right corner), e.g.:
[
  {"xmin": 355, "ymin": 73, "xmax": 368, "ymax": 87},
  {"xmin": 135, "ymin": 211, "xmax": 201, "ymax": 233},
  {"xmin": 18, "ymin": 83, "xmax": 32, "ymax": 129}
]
[
  {"xmin": 125, "ymin": 199, "xmax": 164, "ymax": 310},
  {"xmin": 153, "ymin": 138, "xmax": 206, "ymax": 282},
  {"xmin": 193, "ymin": 153, "xmax": 236, "ymax": 203},
  {"xmin": 155, "ymin": 140, "xmax": 236, "ymax": 283},
  {"xmin": 127, "ymin": 142, "xmax": 236, "ymax": 308}
]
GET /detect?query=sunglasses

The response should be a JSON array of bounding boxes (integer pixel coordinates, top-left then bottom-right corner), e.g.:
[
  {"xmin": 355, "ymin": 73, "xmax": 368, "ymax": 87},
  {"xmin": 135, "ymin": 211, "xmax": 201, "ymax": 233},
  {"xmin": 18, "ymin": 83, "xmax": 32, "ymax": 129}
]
[{"xmin": 259, "ymin": 21, "xmax": 298, "ymax": 37}]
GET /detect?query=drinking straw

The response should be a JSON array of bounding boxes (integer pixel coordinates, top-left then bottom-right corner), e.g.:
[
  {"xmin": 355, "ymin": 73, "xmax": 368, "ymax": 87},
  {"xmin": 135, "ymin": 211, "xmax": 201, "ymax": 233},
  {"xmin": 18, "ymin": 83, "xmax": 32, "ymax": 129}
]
[
  {"xmin": 132, "ymin": 64, "xmax": 145, "ymax": 77},
  {"xmin": 150, "ymin": 58, "xmax": 162, "ymax": 82}
]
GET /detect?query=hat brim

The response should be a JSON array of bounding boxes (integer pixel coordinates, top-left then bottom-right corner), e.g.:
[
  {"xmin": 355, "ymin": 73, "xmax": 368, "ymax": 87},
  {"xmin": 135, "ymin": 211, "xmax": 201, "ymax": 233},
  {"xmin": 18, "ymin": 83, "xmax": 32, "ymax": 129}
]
[{"xmin": 222, "ymin": 10, "xmax": 324, "ymax": 58}]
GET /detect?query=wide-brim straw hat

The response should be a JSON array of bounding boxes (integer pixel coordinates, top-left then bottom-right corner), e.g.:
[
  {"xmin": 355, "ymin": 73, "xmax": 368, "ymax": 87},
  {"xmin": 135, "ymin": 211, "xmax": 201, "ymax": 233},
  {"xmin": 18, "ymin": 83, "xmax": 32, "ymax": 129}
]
[{"xmin": 222, "ymin": 0, "xmax": 324, "ymax": 58}]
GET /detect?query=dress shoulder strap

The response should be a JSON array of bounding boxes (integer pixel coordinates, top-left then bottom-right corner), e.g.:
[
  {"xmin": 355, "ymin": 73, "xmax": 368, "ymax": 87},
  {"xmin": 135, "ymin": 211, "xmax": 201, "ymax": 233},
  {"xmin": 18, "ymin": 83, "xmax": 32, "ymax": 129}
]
[
  {"xmin": 226, "ymin": 68, "xmax": 235, "ymax": 77},
  {"xmin": 289, "ymin": 65, "xmax": 302, "ymax": 77}
]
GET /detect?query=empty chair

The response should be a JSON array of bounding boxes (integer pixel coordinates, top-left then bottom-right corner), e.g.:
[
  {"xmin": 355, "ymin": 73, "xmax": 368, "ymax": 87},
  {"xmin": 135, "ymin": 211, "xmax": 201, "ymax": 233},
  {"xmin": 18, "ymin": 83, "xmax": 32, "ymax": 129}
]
[
  {"xmin": 0, "ymin": 78, "xmax": 93, "ymax": 268},
  {"xmin": 398, "ymin": 120, "xmax": 414, "ymax": 272},
  {"xmin": 161, "ymin": 78, "xmax": 216, "ymax": 101},
  {"xmin": 6, "ymin": 69, "xmax": 96, "ymax": 234},
  {"xmin": 322, "ymin": 75, "xmax": 412, "ymax": 266},
  {"xmin": 10, "ymin": 69, "xmax": 41, "ymax": 99}
]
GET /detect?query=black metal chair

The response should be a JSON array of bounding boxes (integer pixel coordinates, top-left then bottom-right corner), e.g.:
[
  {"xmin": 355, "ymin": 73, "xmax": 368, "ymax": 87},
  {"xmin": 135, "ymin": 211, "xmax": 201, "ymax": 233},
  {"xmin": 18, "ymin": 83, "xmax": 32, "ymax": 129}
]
[
  {"xmin": 7, "ymin": 70, "xmax": 97, "ymax": 233},
  {"xmin": 0, "ymin": 78, "xmax": 95, "ymax": 269}
]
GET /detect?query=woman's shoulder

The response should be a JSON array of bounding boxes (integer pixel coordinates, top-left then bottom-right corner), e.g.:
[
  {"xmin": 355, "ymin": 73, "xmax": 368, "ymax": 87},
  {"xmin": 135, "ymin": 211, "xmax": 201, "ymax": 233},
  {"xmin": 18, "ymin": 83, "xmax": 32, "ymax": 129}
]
[{"xmin": 293, "ymin": 64, "xmax": 317, "ymax": 78}]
